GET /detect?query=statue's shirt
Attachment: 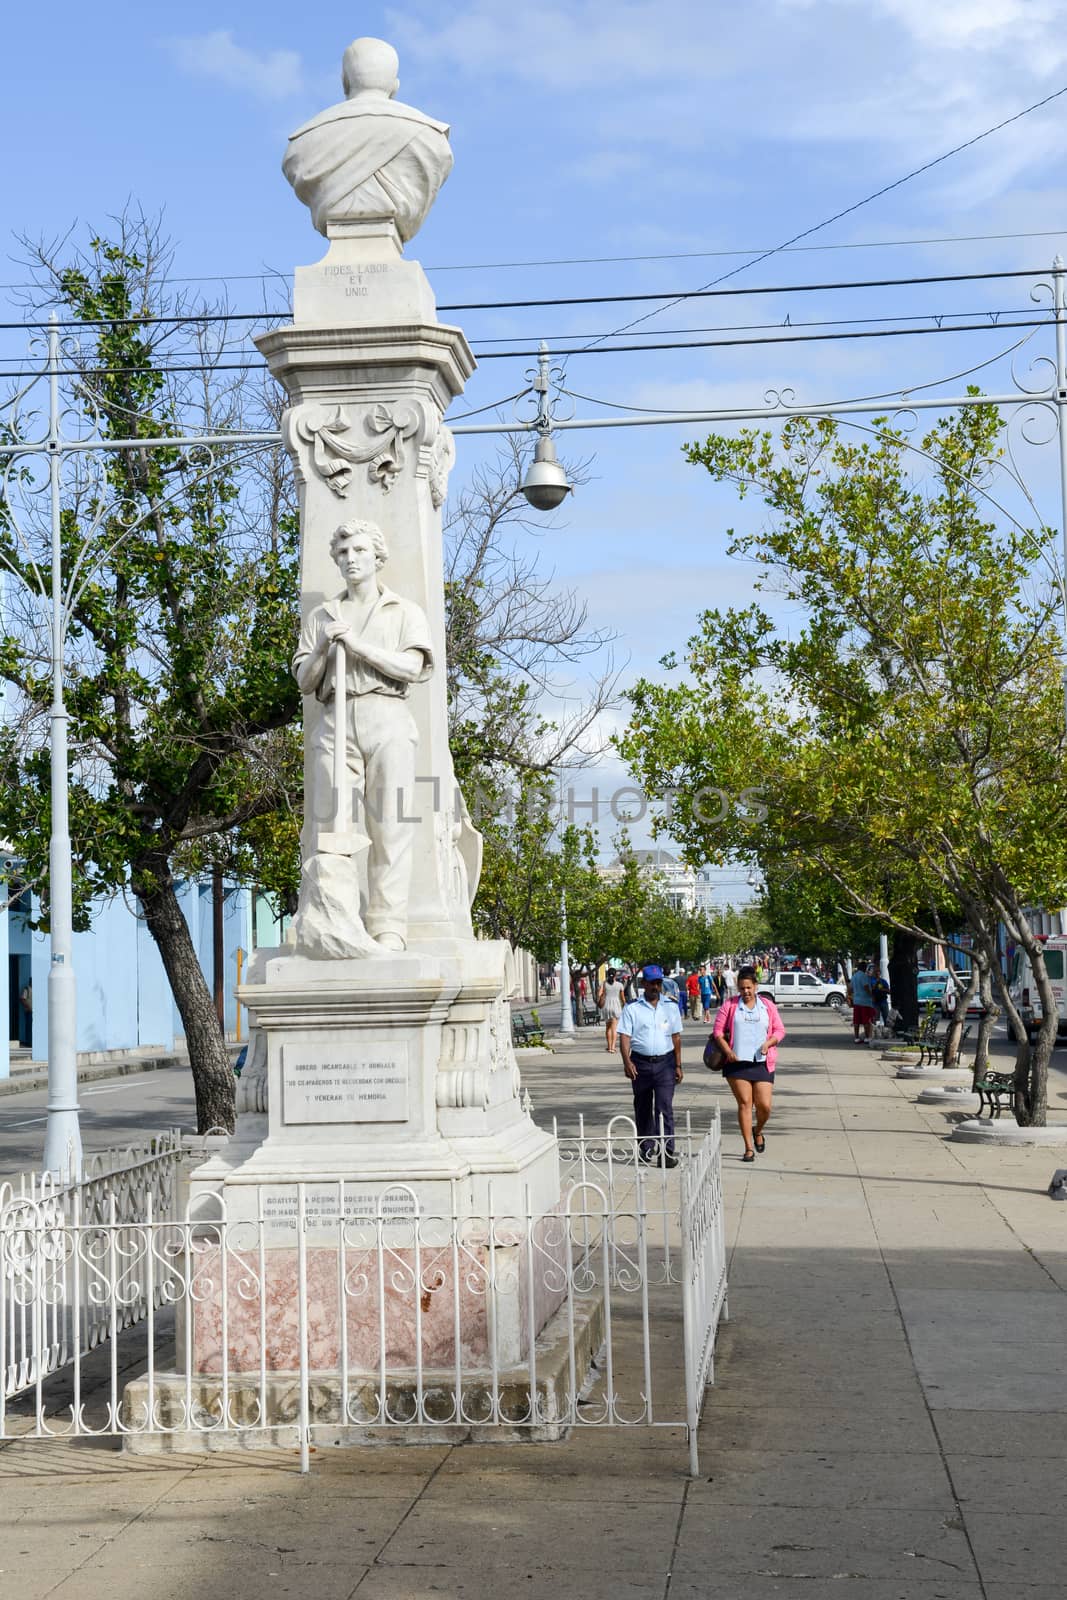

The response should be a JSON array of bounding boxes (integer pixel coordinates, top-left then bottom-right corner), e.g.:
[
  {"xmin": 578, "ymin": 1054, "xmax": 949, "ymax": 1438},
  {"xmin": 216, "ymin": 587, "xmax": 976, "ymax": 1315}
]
[
  {"xmin": 293, "ymin": 586, "xmax": 434, "ymax": 702},
  {"xmin": 282, "ymin": 92, "xmax": 453, "ymax": 242}
]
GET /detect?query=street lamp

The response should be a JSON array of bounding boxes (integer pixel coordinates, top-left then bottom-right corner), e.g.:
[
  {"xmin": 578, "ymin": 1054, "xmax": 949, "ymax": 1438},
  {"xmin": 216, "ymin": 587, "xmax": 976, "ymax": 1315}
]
[
  {"xmin": 556, "ymin": 770, "xmax": 574, "ymax": 1035},
  {"xmin": 41, "ymin": 314, "xmax": 80, "ymax": 1179},
  {"xmin": 520, "ymin": 344, "xmax": 572, "ymax": 512}
]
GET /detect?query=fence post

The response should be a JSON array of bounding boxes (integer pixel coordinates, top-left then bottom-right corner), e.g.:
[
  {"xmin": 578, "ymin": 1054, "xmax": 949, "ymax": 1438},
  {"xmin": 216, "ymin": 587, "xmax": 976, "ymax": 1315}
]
[
  {"xmin": 297, "ymin": 1183, "xmax": 310, "ymax": 1473},
  {"xmin": 679, "ymin": 1160, "xmax": 700, "ymax": 1478}
]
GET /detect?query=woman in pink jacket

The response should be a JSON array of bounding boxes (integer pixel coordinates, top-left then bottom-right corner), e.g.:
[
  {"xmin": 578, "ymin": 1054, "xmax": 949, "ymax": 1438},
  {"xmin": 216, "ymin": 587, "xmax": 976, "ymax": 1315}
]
[{"xmin": 713, "ymin": 965, "xmax": 786, "ymax": 1161}]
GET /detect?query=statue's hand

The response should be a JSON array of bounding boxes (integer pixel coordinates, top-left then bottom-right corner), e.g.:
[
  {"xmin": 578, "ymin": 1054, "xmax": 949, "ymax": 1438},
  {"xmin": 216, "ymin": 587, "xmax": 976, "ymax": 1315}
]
[{"xmin": 323, "ymin": 619, "xmax": 349, "ymax": 646}]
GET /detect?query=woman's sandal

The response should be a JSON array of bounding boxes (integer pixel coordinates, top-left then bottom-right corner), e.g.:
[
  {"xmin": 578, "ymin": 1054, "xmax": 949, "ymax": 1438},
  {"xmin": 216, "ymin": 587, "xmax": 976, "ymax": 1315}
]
[
  {"xmin": 742, "ymin": 1149, "xmax": 756, "ymax": 1162},
  {"xmin": 754, "ymin": 1133, "xmax": 766, "ymax": 1153}
]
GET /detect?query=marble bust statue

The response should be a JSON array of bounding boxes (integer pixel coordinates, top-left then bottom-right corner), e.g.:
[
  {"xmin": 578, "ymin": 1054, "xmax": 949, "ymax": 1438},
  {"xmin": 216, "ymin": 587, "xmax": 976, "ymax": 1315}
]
[{"xmin": 282, "ymin": 37, "xmax": 453, "ymax": 243}]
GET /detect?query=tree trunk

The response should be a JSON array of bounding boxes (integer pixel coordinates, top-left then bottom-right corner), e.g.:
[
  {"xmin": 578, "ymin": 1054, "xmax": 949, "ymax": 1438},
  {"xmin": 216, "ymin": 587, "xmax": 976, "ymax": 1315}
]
[
  {"xmin": 942, "ymin": 965, "xmax": 978, "ymax": 1067},
  {"xmin": 1000, "ymin": 903, "xmax": 1050, "ymax": 1127},
  {"xmin": 134, "ymin": 857, "xmax": 236, "ymax": 1134},
  {"xmin": 988, "ymin": 948, "xmax": 1030, "ymax": 1080},
  {"xmin": 971, "ymin": 959, "xmax": 999, "ymax": 1082},
  {"xmin": 888, "ymin": 931, "xmax": 921, "ymax": 1030}
]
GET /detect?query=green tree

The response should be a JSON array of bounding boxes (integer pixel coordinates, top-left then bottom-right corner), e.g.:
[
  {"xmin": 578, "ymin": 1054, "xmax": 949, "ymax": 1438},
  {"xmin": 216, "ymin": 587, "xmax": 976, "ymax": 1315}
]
[
  {"xmin": 0, "ymin": 219, "xmax": 299, "ymax": 1131},
  {"xmin": 620, "ymin": 404, "xmax": 1067, "ymax": 1123}
]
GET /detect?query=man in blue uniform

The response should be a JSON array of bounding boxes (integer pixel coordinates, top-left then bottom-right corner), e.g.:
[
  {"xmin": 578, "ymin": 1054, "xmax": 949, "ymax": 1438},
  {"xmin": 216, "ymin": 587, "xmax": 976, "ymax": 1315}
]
[{"xmin": 618, "ymin": 965, "xmax": 684, "ymax": 1166}]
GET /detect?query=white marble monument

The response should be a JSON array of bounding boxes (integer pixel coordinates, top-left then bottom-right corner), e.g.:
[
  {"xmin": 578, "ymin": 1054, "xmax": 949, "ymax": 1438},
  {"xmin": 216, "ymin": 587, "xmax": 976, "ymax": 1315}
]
[{"xmin": 200, "ymin": 37, "xmax": 559, "ymax": 1232}]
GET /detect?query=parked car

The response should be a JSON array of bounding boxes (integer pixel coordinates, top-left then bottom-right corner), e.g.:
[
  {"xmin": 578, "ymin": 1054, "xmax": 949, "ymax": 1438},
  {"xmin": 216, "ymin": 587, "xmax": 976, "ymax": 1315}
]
[
  {"xmin": 917, "ymin": 969, "xmax": 953, "ymax": 1007},
  {"xmin": 757, "ymin": 971, "xmax": 847, "ymax": 1009},
  {"xmin": 919, "ymin": 967, "xmax": 985, "ymax": 1018},
  {"xmin": 1008, "ymin": 937, "xmax": 1067, "ymax": 1040}
]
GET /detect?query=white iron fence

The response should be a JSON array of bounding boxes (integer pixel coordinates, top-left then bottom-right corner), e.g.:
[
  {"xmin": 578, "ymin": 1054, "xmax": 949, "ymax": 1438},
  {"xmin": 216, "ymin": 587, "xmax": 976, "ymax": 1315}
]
[
  {"xmin": 0, "ymin": 1116, "xmax": 726, "ymax": 1474},
  {"xmin": 1, "ymin": 1133, "xmax": 183, "ymax": 1404}
]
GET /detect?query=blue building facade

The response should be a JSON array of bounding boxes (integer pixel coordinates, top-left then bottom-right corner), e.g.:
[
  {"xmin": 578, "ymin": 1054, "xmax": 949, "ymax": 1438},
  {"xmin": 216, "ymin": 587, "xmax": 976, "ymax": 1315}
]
[{"xmin": 1, "ymin": 879, "xmax": 255, "ymax": 1075}]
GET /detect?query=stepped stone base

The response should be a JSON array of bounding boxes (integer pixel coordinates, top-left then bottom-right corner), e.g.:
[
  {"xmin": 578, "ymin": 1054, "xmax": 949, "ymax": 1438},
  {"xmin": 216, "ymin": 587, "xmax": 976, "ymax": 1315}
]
[{"xmin": 120, "ymin": 1296, "xmax": 603, "ymax": 1453}]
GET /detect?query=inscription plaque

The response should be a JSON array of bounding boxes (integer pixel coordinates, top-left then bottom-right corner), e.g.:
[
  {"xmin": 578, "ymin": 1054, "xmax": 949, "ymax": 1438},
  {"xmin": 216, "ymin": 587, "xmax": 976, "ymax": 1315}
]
[{"xmin": 282, "ymin": 1042, "xmax": 410, "ymax": 1124}]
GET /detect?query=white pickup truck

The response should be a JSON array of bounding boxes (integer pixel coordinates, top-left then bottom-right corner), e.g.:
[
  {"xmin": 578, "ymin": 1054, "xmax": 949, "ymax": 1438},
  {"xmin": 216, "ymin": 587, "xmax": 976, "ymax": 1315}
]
[{"xmin": 757, "ymin": 971, "xmax": 847, "ymax": 1009}]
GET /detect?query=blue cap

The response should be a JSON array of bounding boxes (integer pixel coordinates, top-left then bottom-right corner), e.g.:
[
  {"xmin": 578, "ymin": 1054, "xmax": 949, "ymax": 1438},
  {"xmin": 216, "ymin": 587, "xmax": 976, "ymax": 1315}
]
[{"xmin": 641, "ymin": 964, "xmax": 664, "ymax": 981}]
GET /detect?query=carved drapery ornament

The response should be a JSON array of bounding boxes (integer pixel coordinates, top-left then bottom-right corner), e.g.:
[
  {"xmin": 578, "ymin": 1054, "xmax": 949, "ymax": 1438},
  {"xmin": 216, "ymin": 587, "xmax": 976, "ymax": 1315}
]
[{"xmin": 292, "ymin": 403, "xmax": 421, "ymax": 496}]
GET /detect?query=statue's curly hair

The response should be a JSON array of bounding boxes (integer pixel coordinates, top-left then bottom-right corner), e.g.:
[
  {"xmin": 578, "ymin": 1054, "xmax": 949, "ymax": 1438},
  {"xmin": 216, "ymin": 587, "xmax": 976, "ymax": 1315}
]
[{"xmin": 330, "ymin": 520, "xmax": 388, "ymax": 569}]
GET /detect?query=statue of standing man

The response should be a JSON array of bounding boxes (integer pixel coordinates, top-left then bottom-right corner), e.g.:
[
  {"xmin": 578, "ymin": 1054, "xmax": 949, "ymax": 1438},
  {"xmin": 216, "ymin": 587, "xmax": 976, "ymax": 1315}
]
[{"xmin": 293, "ymin": 520, "xmax": 434, "ymax": 956}]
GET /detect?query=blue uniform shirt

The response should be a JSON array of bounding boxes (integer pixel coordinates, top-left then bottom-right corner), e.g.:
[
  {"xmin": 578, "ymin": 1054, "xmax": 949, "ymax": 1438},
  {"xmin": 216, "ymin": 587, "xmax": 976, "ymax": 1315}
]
[{"xmin": 618, "ymin": 995, "xmax": 684, "ymax": 1055}]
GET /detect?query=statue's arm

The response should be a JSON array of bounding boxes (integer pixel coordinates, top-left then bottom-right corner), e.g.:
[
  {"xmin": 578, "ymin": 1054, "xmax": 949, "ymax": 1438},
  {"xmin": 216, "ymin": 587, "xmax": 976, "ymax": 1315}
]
[
  {"xmin": 292, "ymin": 608, "xmax": 331, "ymax": 696},
  {"xmin": 343, "ymin": 638, "xmax": 430, "ymax": 684},
  {"xmin": 339, "ymin": 600, "xmax": 435, "ymax": 685}
]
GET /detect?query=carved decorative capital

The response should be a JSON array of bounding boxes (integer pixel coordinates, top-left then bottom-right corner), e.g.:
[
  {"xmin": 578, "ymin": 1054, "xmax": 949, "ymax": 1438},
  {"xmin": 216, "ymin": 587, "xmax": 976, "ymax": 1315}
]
[{"xmin": 287, "ymin": 402, "xmax": 430, "ymax": 498}]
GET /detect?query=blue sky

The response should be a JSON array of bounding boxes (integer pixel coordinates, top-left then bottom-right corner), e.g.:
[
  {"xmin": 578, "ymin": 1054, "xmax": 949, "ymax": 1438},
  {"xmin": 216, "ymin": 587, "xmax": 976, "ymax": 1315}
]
[{"xmin": 5, "ymin": 1, "xmax": 1067, "ymax": 893}]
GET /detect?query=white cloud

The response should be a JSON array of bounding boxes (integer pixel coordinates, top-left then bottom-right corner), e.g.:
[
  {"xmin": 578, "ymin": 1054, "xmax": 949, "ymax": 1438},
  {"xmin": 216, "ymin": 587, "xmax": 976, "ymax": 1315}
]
[
  {"xmin": 388, "ymin": 0, "xmax": 1067, "ymax": 218},
  {"xmin": 165, "ymin": 31, "xmax": 306, "ymax": 101}
]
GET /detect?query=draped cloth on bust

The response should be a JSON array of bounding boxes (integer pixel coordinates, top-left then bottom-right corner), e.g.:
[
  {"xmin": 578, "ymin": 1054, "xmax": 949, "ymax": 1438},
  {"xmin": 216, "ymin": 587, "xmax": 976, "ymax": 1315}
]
[{"xmin": 283, "ymin": 97, "xmax": 453, "ymax": 242}]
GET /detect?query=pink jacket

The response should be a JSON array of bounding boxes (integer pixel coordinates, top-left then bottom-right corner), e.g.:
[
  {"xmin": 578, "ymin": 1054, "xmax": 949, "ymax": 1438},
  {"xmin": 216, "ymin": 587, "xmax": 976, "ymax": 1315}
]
[{"xmin": 713, "ymin": 995, "xmax": 786, "ymax": 1075}]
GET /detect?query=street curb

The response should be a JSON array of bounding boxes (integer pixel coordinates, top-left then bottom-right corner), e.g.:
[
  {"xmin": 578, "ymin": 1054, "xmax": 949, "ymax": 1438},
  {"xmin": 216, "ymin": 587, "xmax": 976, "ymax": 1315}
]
[{"xmin": 0, "ymin": 1048, "xmax": 239, "ymax": 1099}]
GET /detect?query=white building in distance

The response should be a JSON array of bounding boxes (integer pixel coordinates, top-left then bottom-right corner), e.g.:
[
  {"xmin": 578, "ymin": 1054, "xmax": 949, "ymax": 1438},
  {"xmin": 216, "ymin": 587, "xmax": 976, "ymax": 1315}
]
[{"xmin": 599, "ymin": 849, "xmax": 714, "ymax": 914}]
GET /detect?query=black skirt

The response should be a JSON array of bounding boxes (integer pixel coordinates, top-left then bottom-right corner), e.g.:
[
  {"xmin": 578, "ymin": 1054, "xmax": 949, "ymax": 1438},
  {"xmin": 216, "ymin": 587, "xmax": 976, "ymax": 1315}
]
[{"xmin": 722, "ymin": 1060, "xmax": 774, "ymax": 1084}]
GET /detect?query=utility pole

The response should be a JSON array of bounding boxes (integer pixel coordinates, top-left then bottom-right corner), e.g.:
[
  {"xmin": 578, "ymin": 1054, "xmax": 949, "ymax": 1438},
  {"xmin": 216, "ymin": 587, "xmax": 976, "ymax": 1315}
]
[{"xmin": 41, "ymin": 314, "xmax": 80, "ymax": 1179}]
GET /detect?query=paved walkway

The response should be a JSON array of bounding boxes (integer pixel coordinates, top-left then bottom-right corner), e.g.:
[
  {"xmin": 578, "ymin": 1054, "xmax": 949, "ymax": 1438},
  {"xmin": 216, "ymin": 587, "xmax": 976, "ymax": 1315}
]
[{"xmin": 3, "ymin": 1013, "xmax": 1066, "ymax": 1598}]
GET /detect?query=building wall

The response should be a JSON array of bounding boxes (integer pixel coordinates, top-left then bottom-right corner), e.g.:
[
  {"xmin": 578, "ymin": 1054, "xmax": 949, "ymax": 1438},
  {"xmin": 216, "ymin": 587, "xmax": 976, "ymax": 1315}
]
[{"xmin": 28, "ymin": 880, "xmax": 252, "ymax": 1059}]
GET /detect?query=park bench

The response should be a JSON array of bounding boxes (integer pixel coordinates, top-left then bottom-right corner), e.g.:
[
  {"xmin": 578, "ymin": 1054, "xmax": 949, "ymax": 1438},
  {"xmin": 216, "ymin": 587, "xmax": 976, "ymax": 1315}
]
[
  {"xmin": 974, "ymin": 1069, "xmax": 1016, "ymax": 1118},
  {"xmin": 512, "ymin": 1015, "xmax": 545, "ymax": 1048},
  {"xmin": 917, "ymin": 1019, "xmax": 973, "ymax": 1067},
  {"xmin": 893, "ymin": 1009, "xmax": 939, "ymax": 1052},
  {"xmin": 581, "ymin": 1003, "xmax": 600, "ymax": 1026}
]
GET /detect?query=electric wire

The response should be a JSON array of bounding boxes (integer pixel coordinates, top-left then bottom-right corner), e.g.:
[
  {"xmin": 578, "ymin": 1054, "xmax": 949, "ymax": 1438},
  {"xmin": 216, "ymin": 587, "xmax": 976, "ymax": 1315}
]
[
  {"xmin": 568, "ymin": 79, "xmax": 1067, "ymax": 357},
  {"xmin": 2, "ymin": 227, "xmax": 1066, "ymax": 294},
  {"xmin": 462, "ymin": 305, "xmax": 1046, "ymax": 347},
  {"xmin": 1, "ymin": 299, "xmax": 1042, "ymax": 368},
  {"xmin": 559, "ymin": 325, "xmax": 1043, "ymax": 415},
  {"xmin": 0, "ymin": 266, "xmax": 1054, "ymax": 332},
  {"xmin": 0, "ymin": 313, "xmax": 1058, "ymax": 381}
]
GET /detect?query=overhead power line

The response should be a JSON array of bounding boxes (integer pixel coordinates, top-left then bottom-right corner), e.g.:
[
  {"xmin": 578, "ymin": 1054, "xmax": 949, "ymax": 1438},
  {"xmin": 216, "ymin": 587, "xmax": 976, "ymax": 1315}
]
[
  {"xmin": 2, "ymin": 299, "xmax": 1037, "ymax": 364},
  {"xmin": 574, "ymin": 78, "xmax": 1067, "ymax": 356},
  {"xmin": 1, "ymin": 228, "xmax": 1065, "ymax": 294},
  {"xmin": 0, "ymin": 312, "xmax": 1057, "ymax": 382},
  {"xmin": 0, "ymin": 265, "xmax": 1049, "ymax": 334}
]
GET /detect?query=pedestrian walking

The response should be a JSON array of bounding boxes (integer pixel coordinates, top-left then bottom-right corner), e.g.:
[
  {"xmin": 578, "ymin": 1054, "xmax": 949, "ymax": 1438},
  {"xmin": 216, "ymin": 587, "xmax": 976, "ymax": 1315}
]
[
  {"xmin": 685, "ymin": 969, "xmax": 701, "ymax": 1021},
  {"xmin": 709, "ymin": 965, "xmax": 786, "ymax": 1162},
  {"xmin": 849, "ymin": 961, "xmax": 877, "ymax": 1045},
  {"xmin": 598, "ymin": 968, "xmax": 626, "ymax": 1054},
  {"xmin": 618, "ymin": 965, "xmax": 684, "ymax": 1167},
  {"xmin": 722, "ymin": 960, "xmax": 737, "ymax": 998},
  {"xmin": 698, "ymin": 966, "xmax": 714, "ymax": 1023}
]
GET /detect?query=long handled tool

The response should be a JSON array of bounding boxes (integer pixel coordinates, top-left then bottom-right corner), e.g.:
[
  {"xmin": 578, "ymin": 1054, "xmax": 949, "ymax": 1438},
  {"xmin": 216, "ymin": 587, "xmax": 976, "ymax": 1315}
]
[{"xmin": 318, "ymin": 639, "xmax": 370, "ymax": 855}]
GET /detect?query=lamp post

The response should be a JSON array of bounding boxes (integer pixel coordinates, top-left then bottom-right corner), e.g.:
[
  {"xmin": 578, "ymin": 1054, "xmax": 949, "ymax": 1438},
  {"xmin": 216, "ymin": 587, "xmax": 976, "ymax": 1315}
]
[
  {"xmin": 521, "ymin": 344, "xmax": 572, "ymax": 512},
  {"xmin": 557, "ymin": 771, "xmax": 574, "ymax": 1034},
  {"xmin": 41, "ymin": 314, "xmax": 80, "ymax": 1179}
]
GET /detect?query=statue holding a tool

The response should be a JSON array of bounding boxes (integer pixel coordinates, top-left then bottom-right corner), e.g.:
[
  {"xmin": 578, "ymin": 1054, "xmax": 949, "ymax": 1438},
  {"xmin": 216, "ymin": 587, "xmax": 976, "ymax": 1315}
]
[{"xmin": 291, "ymin": 519, "xmax": 433, "ymax": 957}]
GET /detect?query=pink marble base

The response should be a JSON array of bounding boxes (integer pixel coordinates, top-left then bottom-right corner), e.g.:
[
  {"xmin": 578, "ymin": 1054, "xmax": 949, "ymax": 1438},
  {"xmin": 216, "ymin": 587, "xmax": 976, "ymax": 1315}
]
[{"xmin": 186, "ymin": 1212, "xmax": 568, "ymax": 1375}]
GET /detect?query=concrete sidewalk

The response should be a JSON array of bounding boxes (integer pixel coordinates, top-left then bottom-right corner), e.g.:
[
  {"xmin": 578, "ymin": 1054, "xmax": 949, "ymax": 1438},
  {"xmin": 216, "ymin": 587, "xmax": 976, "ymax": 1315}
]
[{"xmin": 3, "ymin": 1014, "xmax": 1066, "ymax": 1598}]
